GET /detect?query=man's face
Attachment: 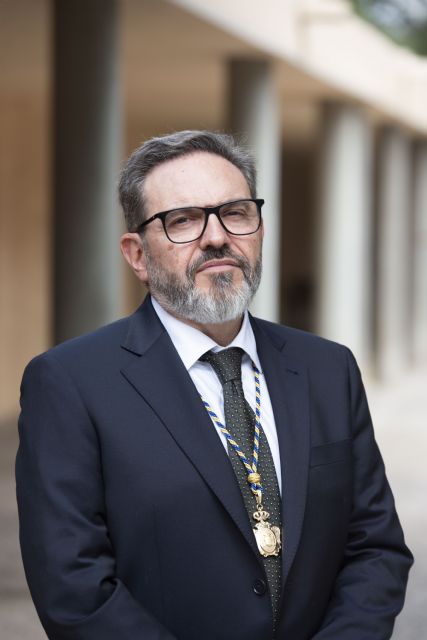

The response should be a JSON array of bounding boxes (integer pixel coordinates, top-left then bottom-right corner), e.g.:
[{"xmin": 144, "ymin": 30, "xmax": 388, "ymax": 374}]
[{"xmin": 135, "ymin": 152, "xmax": 263, "ymax": 324}]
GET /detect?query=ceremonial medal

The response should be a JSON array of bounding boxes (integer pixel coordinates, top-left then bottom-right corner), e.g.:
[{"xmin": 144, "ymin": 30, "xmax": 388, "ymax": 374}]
[
  {"xmin": 202, "ymin": 363, "xmax": 283, "ymax": 559},
  {"xmin": 248, "ymin": 477, "xmax": 282, "ymax": 558},
  {"xmin": 253, "ymin": 502, "xmax": 281, "ymax": 557}
]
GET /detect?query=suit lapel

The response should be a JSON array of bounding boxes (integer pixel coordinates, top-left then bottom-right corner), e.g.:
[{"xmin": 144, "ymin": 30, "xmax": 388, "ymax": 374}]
[
  {"xmin": 251, "ymin": 318, "xmax": 311, "ymax": 585},
  {"xmin": 120, "ymin": 298, "xmax": 261, "ymax": 561}
]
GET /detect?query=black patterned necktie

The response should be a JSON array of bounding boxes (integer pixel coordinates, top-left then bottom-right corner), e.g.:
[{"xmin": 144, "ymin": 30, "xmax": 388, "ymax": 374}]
[{"xmin": 200, "ymin": 347, "xmax": 282, "ymax": 626}]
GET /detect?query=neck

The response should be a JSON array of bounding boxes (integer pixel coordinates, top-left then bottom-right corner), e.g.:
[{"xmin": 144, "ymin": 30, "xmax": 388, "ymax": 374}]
[{"xmin": 176, "ymin": 314, "xmax": 243, "ymax": 346}]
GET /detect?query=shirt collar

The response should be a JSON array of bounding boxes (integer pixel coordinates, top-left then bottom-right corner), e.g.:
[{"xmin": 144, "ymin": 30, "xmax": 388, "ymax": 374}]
[{"xmin": 151, "ymin": 296, "xmax": 262, "ymax": 373}]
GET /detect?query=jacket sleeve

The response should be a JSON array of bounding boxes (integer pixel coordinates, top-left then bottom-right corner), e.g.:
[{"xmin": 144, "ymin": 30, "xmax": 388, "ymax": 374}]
[
  {"xmin": 16, "ymin": 352, "xmax": 177, "ymax": 640},
  {"xmin": 310, "ymin": 348, "xmax": 413, "ymax": 639}
]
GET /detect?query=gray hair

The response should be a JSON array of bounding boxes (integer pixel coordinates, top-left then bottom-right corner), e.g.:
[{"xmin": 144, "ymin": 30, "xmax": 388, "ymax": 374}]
[{"xmin": 118, "ymin": 130, "xmax": 257, "ymax": 232}]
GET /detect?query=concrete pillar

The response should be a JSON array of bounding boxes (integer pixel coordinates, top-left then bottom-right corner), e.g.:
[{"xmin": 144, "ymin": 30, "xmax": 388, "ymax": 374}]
[
  {"xmin": 316, "ymin": 104, "xmax": 373, "ymax": 370},
  {"xmin": 54, "ymin": 0, "xmax": 121, "ymax": 343},
  {"xmin": 413, "ymin": 141, "xmax": 427, "ymax": 363},
  {"xmin": 377, "ymin": 128, "xmax": 412, "ymax": 378},
  {"xmin": 228, "ymin": 59, "xmax": 281, "ymax": 322}
]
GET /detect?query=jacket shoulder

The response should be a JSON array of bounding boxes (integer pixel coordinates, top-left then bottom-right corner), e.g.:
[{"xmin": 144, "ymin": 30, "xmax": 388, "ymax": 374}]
[
  {"xmin": 255, "ymin": 317, "xmax": 347, "ymax": 351},
  {"xmin": 253, "ymin": 317, "xmax": 352, "ymax": 369},
  {"xmin": 23, "ymin": 315, "xmax": 134, "ymax": 380}
]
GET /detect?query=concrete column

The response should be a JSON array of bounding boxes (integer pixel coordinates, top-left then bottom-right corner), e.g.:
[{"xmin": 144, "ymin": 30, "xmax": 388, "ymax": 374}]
[
  {"xmin": 228, "ymin": 59, "xmax": 281, "ymax": 322},
  {"xmin": 316, "ymin": 104, "xmax": 373, "ymax": 369},
  {"xmin": 54, "ymin": 0, "xmax": 121, "ymax": 343},
  {"xmin": 413, "ymin": 141, "xmax": 427, "ymax": 363},
  {"xmin": 377, "ymin": 128, "xmax": 412, "ymax": 378}
]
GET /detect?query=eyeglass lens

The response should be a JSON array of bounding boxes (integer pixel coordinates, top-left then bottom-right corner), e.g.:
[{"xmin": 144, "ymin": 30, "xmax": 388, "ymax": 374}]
[{"xmin": 164, "ymin": 200, "xmax": 260, "ymax": 242}]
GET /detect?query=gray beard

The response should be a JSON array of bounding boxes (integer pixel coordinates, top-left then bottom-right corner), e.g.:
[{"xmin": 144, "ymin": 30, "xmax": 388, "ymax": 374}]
[{"xmin": 143, "ymin": 245, "xmax": 262, "ymax": 324}]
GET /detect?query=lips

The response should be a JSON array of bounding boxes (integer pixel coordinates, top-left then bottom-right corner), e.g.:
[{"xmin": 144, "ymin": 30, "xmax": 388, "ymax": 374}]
[{"xmin": 197, "ymin": 259, "xmax": 239, "ymax": 273}]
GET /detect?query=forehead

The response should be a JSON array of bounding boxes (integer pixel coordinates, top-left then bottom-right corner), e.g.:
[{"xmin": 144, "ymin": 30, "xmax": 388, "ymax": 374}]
[{"xmin": 143, "ymin": 152, "xmax": 251, "ymax": 213}]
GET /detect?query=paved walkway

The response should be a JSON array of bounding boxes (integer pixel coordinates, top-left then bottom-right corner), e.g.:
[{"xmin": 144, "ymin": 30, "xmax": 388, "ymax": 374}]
[
  {"xmin": 367, "ymin": 366, "xmax": 427, "ymax": 640},
  {"xmin": 1, "ymin": 366, "xmax": 425, "ymax": 639}
]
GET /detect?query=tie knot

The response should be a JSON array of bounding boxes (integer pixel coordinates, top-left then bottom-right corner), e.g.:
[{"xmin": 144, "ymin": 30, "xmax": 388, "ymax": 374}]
[{"xmin": 200, "ymin": 347, "xmax": 244, "ymax": 385}]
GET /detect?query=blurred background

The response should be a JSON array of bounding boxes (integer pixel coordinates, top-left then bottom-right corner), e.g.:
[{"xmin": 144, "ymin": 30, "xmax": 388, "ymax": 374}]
[{"xmin": 0, "ymin": 0, "xmax": 426, "ymax": 637}]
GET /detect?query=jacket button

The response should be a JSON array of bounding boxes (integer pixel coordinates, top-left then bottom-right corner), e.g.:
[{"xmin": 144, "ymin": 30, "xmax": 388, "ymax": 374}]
[{"xmin": 253, "ymin": 578, "xmax": 267, "ymax": 596}]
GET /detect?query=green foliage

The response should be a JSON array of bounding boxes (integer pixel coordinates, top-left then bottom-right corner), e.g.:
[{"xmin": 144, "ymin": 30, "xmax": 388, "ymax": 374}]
[{"xmin": 350, "ymin": 0, "xmax": 427, "ymax": 56}]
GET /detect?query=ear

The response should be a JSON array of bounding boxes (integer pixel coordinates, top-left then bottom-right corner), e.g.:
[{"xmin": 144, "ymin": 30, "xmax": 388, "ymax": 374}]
[{"xmin": 120, "ymin": 233, "xmax": 148, "ymax": 285}]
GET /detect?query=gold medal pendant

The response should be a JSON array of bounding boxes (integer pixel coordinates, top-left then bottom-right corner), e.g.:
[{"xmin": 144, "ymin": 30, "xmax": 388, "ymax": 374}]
[{"xmin": 252, "ymin": 504, "xmax": 281, "ymax": 558}]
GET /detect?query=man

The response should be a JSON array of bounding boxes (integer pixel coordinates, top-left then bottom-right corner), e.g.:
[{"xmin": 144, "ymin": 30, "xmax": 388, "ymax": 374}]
[{"xmin": 16, "ymin": 130, "xmax": 412, "ymax": 640}]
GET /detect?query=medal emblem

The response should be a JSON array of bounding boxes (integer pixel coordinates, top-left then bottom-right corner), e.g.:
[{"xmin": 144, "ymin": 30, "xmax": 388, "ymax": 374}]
[{"xmin": 253, "ymin": 504, "xmax": 281, "ymax": 557}]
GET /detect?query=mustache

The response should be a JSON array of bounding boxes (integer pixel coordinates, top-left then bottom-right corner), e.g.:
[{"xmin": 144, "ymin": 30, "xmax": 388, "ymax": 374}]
[{"xmin": 187, "ymin": 247, "xmax": 251, "ymax": 279}]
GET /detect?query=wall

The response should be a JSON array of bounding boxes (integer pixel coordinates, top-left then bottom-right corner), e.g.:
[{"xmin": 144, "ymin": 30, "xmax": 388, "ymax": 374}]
[{"xmin": 0, "ymin": 0, "xmax": 51, "ymax": 420}]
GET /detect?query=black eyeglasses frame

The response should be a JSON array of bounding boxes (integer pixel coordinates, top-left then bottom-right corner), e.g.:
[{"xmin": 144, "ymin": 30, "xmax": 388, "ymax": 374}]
[{"xmin": 134, "ymin": 198, "xmax": 264, "ymax": 244}]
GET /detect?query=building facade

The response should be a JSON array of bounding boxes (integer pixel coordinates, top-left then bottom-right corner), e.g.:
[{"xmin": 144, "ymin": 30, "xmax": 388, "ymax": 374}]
[{"xmin": 1, "ymin": 0, "xmax": 427, "ymax": 421}]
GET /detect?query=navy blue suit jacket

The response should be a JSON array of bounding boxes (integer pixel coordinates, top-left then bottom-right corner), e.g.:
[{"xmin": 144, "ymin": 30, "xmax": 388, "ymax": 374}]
[{"xmin": 16, "ymin": 296, "xmax": 412, "ymax": 639}]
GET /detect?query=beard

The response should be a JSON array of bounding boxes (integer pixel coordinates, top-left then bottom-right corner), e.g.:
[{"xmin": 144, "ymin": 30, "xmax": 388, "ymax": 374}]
[{"xmin": 143, "ymin": 244, "xmax": 262, "ymax": 324}]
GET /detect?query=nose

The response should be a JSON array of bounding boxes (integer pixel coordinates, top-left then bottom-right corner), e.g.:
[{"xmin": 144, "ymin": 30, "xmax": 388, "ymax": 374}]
[{"xmin": 199, "ymin": 212, "xmax": 229, "ymax": 248}]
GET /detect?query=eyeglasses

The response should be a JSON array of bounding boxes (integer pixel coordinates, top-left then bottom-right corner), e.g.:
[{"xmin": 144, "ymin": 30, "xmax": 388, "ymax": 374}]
[{"xmin": 135, "ymin": 198, "xmax": 264, "ymax": 244}]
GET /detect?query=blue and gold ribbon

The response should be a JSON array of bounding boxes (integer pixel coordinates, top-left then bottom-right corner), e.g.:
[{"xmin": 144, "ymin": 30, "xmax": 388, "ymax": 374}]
[{"xmin": 201, "ymin": 362, "xmax": 263, "ymax": 497}]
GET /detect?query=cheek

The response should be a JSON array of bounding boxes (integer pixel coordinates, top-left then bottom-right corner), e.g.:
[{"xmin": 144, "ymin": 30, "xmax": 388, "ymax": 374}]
[
  {"xmin": 164, "ymin": 244, "xmax": 194, "ymax": 273},
  {"xmin": 233, "ymin": 237, "xmax": 262, "ymax": 262}
]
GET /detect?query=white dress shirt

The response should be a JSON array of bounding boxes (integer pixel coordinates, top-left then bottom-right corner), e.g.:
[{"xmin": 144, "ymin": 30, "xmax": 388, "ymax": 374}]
[{"xmin": 151, "ymin": 297, "xmax": 282, "ymax": 493}]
